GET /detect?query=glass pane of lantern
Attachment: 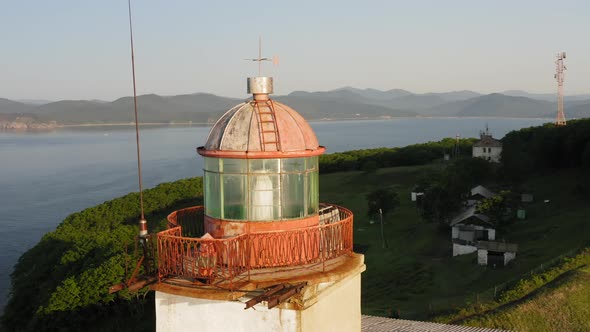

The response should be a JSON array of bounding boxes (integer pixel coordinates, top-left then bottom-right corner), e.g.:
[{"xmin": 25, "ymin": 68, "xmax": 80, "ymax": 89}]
[
  {"xmin": 281, "ymin": 173, "xmax": 304, "ymax": 218},
  {"xmin": 282, "ymin": 158, "xmax": 305, "ymax": 173},
  {"xmin": 204, "ymin": 157, "xmax": 219, "ymax": 172},
  {"xmin": 307, "ymin": 171, "xmax": 319, "ymax": 215},
  {"xmin": 222, "ymin": 174, "xmax": 247, "ymax": 219},
  {"xmin": 250, "ymin": 175, "xmax": 280, "ymax": 221},
  {"xmin": 249, "ymin": 159, "xmax": 279, "ymax": 173},
  {"xmin": 221, "ymin": 158, "xmax": 247, "ymax": 173},
  {"xmin": 306, "ymin": 156, "xmax": 318, "ymax": 171},
  {"xmin": 204, "ymin": 171, "xmax": 221, "ymax": 218}
]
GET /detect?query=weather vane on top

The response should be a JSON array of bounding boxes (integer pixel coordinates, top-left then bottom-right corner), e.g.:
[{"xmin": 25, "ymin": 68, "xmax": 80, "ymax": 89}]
[{"xmin": 245, "ymin": 36, "xmax": 279, "ymax": 76}]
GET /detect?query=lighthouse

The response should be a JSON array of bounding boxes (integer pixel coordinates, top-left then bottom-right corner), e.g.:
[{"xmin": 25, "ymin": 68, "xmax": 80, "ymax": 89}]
[{"xmin": 154, "ymin": 76, "xmax": 365, "ymax": 331}]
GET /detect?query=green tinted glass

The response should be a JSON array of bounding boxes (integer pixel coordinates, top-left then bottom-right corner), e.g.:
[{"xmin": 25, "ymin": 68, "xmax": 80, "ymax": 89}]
[
  {"xmin": 222, "ymin": 174, "xmax": 248, "ymax": 219},
  {"xmin": 204, "ymin": 171, "xmax": 221, "ymax": 218},
  {"xmin": 204, "ymin": 157, "xmax": 219, "ymax": 172},
  {"xmin": 249, "ymin": 159, "xmax": 279, "ymax": 173},
  {"xmin": 282, "ymin": 158, "xmax": 306, "ymax": 173},
  {"xmin": 221, "ymin": 159, "xmax": 247, "ymax": 173}
]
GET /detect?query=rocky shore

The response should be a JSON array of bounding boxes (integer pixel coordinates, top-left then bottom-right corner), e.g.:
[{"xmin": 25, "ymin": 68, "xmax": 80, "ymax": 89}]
[{"xmin": 0, "ymin": 115, "xmax": 58, "ymax": 130}]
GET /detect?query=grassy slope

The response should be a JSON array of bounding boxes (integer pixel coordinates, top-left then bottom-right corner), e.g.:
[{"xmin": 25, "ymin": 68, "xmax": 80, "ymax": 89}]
[
  {"xmin": 319, "ymin": 165, "xmax": 590, "ymax": 319},
  {"xmin": 462, "ymin": 265, "xmax": 590, "ymax": 332}
]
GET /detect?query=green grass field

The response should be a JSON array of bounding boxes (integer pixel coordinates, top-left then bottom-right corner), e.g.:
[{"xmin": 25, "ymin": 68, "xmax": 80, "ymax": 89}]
[
  {"xmin": 461, "ymin": 265, "xmax": 590, "ymax": 332},
  {"xmin": 319, "ymin": 165, "xmax": 590, "ymax": 319}
]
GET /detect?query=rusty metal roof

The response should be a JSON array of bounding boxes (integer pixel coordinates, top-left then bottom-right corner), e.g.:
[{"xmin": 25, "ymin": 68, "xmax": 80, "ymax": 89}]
[
  {"xmin": 361, "ymin": 315, "xmax": 511, "ymax": 332},
  {"xmin": 202, "ymin": 98, "xmax": 320, "ymax": 153}
]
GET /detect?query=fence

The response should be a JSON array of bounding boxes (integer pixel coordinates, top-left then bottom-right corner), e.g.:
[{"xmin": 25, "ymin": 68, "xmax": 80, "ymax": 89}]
[
  {"xmin": 422, "ymin": 247, "xmax": 583, "ymax": 320},
  {"xmin": 157, "ymin": 205, "xmax": 353, "ymax": 287}
]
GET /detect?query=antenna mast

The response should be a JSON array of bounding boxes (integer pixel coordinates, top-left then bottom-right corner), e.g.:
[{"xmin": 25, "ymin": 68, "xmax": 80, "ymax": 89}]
[
  {"xmin": 127, "ymin": 0, "xmax": 148, "ymax": 237},
  {"xmin": 555, "ymin": 52, "xmax": 567, "ymax": 126},
  {"xmin": 108, "ymin": 0, "xmax": 155, "ymax": 294},
  {"xmin": 246, "ymin": 37, "xmax": 273, "ymax": 76}
]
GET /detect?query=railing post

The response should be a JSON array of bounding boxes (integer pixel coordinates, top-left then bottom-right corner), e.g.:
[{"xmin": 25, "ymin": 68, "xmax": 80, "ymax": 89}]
[{"xmin": 247, "ymin": 233, "xmax": 251, "ymax": 281}]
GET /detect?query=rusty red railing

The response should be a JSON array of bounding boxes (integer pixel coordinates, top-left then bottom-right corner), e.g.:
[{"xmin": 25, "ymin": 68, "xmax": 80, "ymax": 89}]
[
  {"xmin": 157, "ymin": 205, "xmax": 353, "ymax": 286},
  {"xmin": 166, "ymin": 206, "xmax": 205, "ymax": 237}
]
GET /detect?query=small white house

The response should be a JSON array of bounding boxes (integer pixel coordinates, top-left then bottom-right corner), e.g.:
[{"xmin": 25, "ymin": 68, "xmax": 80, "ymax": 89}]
[
  {"xmin": 477, "ymin": 241, "xmax": 518, "ymax": 267},
  {"xmin": 472, "ymin": 128, "xmax": 502, "ymax": 162},
  {"xmin": 450, "ymin": 206, "xmax": 496, "ymax": 256}
]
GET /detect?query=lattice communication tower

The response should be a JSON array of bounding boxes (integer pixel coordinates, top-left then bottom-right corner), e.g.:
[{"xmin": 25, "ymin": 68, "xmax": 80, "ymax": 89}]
[{"xmin": 554, "ymin": 52, "xmax": 567, "ymax": 126}]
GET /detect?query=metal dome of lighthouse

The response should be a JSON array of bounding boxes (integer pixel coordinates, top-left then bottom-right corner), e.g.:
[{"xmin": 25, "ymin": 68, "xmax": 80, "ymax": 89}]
[{"xmin": 198, "ymin": 77, "xmax": 325, "ymax": 157}]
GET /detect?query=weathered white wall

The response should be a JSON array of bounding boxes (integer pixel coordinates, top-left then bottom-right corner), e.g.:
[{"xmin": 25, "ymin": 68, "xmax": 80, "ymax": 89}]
[
  {"xmin": 454, "ymin": 225, "xmax": 495, "ymax": 241},
  {"xmin": 156, "ymin": 292, "xmax": 298, "ymax": 332},
  {"xmin": 451, "ymin": 226, "xmax": 459, "ymax": 239},
  {"xmin": 472, "ymin": 147, "xmax": 502, "ymax": 163},
  {"xmin": 472, "ymin": 147, "xmax": 485, "ymax": 159},
  {"xmin": 477, "ymin": 249, "xmax": 488, "ymax": 265},
  {"xmin": 301, "ymin": 273, "xmax": 361, "ymax": 332},
  {"xmin": 453, "ymin": 243, "xmax": 477, "ymax": 257},
  {"xmin": 156, "ymin": 270, "xmax": 363, "ymax": 332},
  {"xmin": 488, "ymin": 228, "xmax": 496, "ymax": 241},
  {"xmin": 504, "ymin": 252, "xmax": 516, "ymax": 265},
  {"xmin": 458, "ymin": 230, "xmax": 475, "ymax": 242}
]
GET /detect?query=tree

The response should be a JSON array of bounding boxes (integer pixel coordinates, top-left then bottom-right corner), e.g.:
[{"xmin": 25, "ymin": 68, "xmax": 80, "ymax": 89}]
[
  {"xmin": 442, "ymin": 157, "xmax": 492, "ymax": 194},
  {"xmin": 366, "ymin": 188, "xmax": 400, "ymax": 217},
  {"xmin": 419, "ymin": 183, "xmax": 463, "ymax": 225},
  {"xmin": 476, "ymin": 190, "xmax": 514, "ymax": 228},
  {"xmin": 416, "ymin": 157, "xmax": 493, "ymax": 225}
]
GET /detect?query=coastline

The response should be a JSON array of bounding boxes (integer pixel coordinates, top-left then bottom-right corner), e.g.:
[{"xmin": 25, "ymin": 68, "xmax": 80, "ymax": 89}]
[{"xmin": 0, "ymin": 116, "xmax": 556, "ymax": 131}]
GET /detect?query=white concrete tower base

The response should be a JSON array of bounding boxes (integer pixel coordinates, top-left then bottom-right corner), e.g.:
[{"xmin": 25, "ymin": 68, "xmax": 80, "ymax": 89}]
[{"xmin": 156, "ymin": 268, "xmax": 362, "ymax": 332}]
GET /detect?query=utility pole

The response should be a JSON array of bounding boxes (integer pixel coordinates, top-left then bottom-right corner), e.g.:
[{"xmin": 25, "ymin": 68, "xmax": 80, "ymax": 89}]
[
  {"xmin": 379, "ymin": 208, "xmax": 387, "ymax": 248},
  {"xmin": 453, "ymin": 133, "xmax": 460, "ymax": 159}
]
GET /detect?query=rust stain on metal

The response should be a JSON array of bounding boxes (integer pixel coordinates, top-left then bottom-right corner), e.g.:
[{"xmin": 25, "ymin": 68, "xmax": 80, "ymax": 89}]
[
  {"xmin": 204, "ymin": 214, "xmax": 319, "ymax": 239},
  {"xmin": 244, "ymin": 282, "xmax": 306, "ymax": 310},
  {"xmin": 197, "ymin": 146, "xmax": 326, "ymax": 159},
  {"xmin": 267, "ymin": 283, "xmax": 306, "ymax": 309},
  {"xmin": 244, "ymin": 284, "xmax": 285, "ymax": 309}
]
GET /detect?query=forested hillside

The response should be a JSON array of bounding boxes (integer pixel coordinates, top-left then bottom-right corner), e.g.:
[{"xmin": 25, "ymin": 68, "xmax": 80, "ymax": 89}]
[
  {"xmin": 501, "ymin": 118, "xmax": 590, "ymax": 181},
  {"xmin": 1, "ymin": 179, "xmax": 203, "ymax": 331},
  {"xmin": 2, "ymin": 89, "xmax": 590, "ymax": 125}
]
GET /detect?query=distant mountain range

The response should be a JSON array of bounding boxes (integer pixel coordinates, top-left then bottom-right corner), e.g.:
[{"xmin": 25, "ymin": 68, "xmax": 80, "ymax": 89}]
[{"xmin": 1, "ymin": 88, "xmax": 589, "ymax": 127}]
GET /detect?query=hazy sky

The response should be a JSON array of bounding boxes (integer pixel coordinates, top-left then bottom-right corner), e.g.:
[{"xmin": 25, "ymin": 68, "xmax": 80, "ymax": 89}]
[{"xmin": 2, "ymin": 0, "xmax": 589, "ymax": 101}]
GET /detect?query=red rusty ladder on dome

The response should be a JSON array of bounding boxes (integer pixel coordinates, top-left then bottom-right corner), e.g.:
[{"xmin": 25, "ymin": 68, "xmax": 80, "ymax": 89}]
[{"xmin": 254, "ymin": 99, "xmax": 282, "ymax": 151}]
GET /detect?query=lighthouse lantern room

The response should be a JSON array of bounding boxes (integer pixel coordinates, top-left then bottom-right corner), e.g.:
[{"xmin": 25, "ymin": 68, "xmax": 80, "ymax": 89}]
[{"xmin": 154, "ymin": 76, "xmax": 365, "ymax": 332}]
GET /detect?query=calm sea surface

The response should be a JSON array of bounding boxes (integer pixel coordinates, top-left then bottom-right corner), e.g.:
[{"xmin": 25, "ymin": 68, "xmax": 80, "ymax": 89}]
[{"xmin": 0, "ymin": 117, "xmax": 548, "ymax": 313}]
